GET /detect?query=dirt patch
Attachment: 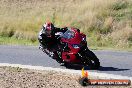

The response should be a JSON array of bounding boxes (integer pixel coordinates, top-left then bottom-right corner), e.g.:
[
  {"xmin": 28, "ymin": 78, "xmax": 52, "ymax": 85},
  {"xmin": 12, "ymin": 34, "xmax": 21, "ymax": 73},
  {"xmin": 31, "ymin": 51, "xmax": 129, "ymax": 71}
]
[{"xmin": 0, "ymin": 66, "xmax": 131, "ymax": 88}]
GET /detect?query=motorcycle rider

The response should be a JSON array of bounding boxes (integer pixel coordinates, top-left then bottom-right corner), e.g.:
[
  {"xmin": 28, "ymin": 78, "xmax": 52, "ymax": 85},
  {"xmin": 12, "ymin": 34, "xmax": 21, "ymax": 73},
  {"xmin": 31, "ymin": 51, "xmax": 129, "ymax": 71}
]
[{"xmin": 38, "ymin": 22, "xmax": 67, "ymax": 63}]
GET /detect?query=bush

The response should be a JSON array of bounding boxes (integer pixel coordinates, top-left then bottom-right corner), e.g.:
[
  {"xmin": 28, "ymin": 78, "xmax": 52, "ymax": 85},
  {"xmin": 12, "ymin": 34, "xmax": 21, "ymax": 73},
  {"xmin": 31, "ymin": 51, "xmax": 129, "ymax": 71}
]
[{"xmin": 112, "ymin": 0, "xmax": 128, "ymax": 10}]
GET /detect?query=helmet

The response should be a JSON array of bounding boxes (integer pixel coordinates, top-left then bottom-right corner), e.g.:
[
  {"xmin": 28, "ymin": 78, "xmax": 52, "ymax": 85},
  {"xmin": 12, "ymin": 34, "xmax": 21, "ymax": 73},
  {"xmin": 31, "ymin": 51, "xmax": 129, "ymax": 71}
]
[{"xmin": 43, "ymin": 22, "xmax": 54, "ymax": 36}]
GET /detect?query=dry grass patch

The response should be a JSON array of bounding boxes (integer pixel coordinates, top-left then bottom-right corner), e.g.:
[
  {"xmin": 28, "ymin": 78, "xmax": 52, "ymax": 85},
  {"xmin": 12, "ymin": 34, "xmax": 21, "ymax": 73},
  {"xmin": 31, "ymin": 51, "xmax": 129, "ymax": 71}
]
[{"xmin": 0, "ymin": 0, "xmax": 132, "ymax": 49}]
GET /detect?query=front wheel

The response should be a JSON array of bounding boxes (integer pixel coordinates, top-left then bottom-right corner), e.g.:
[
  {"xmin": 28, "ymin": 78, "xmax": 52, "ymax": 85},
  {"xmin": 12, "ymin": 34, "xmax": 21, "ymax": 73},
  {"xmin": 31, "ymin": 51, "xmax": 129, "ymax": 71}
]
[{"xmin": 83, "ymin": 49, "xmax": 100, "ymax": 69}]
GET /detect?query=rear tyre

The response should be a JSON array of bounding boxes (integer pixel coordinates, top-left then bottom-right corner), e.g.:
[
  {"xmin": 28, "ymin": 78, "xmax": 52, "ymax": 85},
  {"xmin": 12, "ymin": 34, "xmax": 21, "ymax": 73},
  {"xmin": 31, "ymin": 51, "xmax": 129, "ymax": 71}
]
[{"xmin": 83, "ymin": 49, "xmax": 100, "ymax": 69}]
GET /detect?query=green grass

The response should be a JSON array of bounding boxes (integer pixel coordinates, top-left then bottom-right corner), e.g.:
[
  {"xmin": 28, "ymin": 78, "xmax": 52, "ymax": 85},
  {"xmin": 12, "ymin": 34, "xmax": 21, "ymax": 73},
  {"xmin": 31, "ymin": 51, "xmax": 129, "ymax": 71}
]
[
  {"xmin": 89, "ymin": 46, "xmax": 132, "ymax": 52},
  {"xmin": 0, "ymin": 36, "xmax": 38, "ymax": 46},
  {"xmin": 1, "ymin": 36, "xmax": 131, "ymax": 51}
]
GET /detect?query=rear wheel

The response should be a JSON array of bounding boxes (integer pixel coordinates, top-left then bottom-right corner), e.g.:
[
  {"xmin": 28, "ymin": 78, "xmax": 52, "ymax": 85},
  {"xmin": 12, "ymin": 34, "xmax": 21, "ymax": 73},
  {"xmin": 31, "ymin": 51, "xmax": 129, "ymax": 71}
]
[{"xmin": 83, "ymin": 49, "xmax": 100, "ymax": 69}]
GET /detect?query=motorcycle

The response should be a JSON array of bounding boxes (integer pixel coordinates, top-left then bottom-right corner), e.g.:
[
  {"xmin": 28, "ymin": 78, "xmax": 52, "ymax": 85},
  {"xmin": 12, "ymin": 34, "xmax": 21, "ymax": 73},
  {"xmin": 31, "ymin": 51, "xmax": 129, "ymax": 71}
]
[{"xmin": 39, "ymin": 28, "xmax": 100, "ymax": 69}]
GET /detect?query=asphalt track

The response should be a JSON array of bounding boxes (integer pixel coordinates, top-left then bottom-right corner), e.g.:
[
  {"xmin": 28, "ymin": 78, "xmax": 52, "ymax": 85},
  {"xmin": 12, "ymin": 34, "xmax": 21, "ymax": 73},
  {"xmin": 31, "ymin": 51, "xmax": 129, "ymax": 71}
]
[{"xmin": 0, "ymin": 45, "xmax": 132, "ymax": 77}]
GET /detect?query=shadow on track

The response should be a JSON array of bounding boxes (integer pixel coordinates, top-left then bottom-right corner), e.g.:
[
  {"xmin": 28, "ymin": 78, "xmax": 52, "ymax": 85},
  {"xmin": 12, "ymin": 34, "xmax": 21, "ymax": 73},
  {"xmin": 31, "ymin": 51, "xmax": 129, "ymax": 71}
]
[
  {"xmin": 98, "ymin": 66, "xmax": 130, "ymax": 71},
  {"xmin": 63, "ymin": 64, "xmax": 130, "ymax": 71}
]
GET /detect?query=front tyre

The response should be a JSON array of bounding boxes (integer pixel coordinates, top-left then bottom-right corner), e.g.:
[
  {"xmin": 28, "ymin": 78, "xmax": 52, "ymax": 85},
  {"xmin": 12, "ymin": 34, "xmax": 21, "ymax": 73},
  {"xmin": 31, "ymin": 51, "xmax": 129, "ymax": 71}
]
[{"xmin": 83, "ymin": 49, "xmax": 100, "ymax": 69}]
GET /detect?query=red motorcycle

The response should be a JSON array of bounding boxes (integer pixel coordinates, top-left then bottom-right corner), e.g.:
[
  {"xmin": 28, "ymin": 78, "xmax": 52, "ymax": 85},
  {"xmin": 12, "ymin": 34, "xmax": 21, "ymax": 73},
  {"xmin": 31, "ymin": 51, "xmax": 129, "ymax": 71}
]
[{"xmin": 40, "ymin": 28, "xmax": 100, "ymax": 69}]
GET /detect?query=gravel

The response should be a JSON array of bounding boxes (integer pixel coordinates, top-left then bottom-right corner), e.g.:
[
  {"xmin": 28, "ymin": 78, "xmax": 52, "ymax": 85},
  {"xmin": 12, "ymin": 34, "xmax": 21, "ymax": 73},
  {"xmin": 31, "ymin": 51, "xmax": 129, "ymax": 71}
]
[{"xmin": 0, "ymin": 66, "xmax": 131, "ymax": 88}]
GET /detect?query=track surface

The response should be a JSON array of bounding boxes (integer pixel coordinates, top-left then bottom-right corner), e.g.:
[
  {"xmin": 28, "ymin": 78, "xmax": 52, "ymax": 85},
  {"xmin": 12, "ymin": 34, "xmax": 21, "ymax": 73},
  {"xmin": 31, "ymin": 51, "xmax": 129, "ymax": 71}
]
[{"xmin": 0, "ymin": 45, "xmax": 132, "ymax": 77}]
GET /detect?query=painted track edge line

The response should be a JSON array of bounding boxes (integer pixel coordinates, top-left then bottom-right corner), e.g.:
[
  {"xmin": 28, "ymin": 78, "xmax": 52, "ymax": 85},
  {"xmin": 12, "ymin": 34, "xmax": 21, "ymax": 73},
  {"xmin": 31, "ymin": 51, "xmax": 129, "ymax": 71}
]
[{"xmin": 0, "ymin": 63, "xmax": 131, "ymax": 81}]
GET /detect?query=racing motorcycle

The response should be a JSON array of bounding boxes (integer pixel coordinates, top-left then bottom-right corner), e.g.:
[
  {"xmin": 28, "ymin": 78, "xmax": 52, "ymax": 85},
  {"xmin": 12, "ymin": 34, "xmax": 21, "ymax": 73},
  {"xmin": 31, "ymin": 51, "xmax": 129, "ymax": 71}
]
[{"xmin": 39, "ymin": 28, "xmax": 100, "ymax": 69}]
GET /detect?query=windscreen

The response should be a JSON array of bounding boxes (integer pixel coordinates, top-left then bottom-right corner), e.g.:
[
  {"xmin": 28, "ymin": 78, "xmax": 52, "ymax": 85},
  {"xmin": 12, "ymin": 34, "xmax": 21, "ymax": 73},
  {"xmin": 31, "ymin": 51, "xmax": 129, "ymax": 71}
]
[{"xmin": 61, "ymin": 29, "xmax": 74, "ymax": 39}]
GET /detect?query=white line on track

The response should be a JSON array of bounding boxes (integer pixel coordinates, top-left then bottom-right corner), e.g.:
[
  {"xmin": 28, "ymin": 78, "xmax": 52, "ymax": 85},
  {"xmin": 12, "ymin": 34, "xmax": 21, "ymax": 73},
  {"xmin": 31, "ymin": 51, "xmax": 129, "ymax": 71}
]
[{"xmin": 0, "ymin": 63, "xmax": 132, "ymax": 81}]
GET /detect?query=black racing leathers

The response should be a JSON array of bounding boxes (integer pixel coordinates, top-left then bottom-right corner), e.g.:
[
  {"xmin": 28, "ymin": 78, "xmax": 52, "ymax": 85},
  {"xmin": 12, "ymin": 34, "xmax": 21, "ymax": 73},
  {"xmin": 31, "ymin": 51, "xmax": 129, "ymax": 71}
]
[{"xmin": 38, "ymin": 27, "xmax": 68, "ymax": 51}]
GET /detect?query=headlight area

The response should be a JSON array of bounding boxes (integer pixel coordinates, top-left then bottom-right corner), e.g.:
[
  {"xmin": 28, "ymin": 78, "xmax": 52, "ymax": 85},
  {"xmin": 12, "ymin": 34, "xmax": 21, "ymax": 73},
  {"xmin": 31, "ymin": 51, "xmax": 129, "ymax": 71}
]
[{"xmin": 72, "ymin": 44, "xmax": 80, "ymax": 49}]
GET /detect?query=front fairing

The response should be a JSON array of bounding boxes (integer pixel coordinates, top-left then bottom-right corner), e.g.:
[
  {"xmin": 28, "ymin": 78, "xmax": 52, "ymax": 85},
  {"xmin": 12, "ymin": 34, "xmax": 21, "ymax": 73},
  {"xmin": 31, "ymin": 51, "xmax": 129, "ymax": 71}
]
[{"xmin": 61, "ymin": 28, "xmax": 87, "ymax": 63}]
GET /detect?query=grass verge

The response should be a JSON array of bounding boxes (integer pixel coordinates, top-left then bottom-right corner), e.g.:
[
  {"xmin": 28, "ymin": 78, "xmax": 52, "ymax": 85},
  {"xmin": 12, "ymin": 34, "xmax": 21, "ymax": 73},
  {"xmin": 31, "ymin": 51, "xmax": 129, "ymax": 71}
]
[{"xmin": 0, "ymin": 36, "xmax": 37, "ymax": 46}]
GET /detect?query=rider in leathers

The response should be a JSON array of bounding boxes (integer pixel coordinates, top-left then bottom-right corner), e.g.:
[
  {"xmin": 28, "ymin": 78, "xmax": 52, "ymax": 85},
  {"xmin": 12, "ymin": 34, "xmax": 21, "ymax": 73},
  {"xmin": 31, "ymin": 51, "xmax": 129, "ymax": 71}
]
[{"xmin": 38, "ymin": 22, "xmax": 67, "ymax": 63}]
